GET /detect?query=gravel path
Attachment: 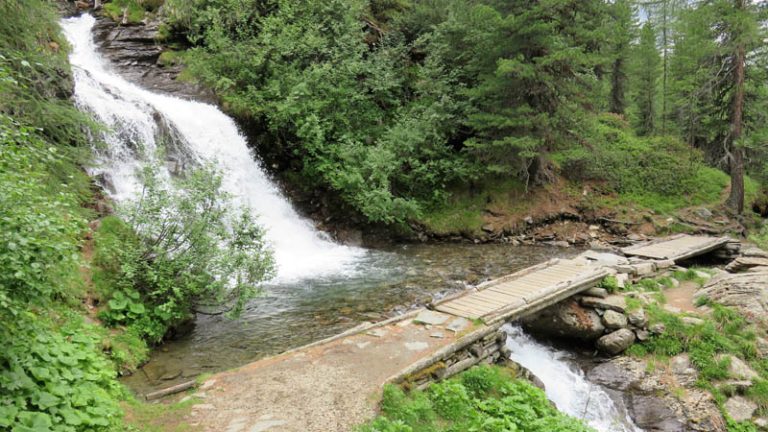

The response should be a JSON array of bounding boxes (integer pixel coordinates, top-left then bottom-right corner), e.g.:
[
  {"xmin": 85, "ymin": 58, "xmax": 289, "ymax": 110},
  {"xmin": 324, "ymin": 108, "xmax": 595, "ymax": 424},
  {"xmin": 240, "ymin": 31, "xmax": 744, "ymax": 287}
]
[{"xmin": 182, "ymin": 313, "xmax": 468, "ymax": 432}]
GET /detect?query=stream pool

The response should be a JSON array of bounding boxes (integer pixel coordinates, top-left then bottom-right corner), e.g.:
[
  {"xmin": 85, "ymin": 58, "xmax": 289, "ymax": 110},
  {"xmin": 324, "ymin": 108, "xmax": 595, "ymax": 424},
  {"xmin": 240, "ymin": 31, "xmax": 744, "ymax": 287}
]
[{"xmin": 122, "ymin": 244, "xmax": 578, "ymax": 394}]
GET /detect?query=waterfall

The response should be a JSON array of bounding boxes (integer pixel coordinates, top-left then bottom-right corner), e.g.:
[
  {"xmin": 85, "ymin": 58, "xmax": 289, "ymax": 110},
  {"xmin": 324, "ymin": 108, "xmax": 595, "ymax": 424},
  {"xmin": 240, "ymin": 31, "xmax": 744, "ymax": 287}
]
[
  {"xmin": 61, "ymin": 14, "xmax": 365, "ymax": 282},
  {"xmin": 503, "ymin": 325, "xmax": 643, "ymax": 432}
]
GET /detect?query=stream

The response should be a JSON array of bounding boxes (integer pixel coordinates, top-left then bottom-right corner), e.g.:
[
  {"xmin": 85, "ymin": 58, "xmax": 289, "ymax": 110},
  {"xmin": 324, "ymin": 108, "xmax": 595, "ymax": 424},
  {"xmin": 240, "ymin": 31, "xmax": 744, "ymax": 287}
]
[{"xmin": 63, "ymin": 14, "xmax": 641, "ymax": 432}]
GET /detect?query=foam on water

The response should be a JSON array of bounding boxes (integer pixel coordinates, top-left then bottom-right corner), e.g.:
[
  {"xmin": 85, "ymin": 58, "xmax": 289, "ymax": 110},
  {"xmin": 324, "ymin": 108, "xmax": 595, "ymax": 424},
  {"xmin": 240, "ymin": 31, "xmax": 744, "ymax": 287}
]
[
  {"xmin": 503, "ymin": 325, "xmax": 643, "ymax": 432},
  {"xmin": 61, "ymin": 14, "xmax": 365, "ymax": 281}
]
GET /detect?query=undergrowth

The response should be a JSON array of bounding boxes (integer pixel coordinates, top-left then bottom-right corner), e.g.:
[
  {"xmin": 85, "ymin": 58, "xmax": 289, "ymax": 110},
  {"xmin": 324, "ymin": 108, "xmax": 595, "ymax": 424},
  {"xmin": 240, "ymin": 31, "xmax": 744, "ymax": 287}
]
[{"xmin": 358, "ymin": 365, "xmax": 594, "ymax": 432}]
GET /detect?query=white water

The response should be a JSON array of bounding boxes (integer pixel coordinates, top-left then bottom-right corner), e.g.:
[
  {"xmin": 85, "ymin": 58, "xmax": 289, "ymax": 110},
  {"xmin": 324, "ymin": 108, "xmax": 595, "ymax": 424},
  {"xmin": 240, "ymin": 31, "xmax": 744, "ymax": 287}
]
[
  {"xmin": 503, "ymin": 325, "xmax": 642, "ymax": 432},
  {"xmin": 61, "ymin": 14, "xmax": 365, "ymax": 281}
]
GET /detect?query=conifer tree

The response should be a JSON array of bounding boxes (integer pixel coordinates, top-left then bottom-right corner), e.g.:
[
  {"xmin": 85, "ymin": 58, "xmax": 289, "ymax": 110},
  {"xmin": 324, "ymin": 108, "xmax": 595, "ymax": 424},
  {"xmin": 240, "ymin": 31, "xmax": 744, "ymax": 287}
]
[{"xmin": 633, "ymin": 22, "xmax": 661, "ymax": 135}]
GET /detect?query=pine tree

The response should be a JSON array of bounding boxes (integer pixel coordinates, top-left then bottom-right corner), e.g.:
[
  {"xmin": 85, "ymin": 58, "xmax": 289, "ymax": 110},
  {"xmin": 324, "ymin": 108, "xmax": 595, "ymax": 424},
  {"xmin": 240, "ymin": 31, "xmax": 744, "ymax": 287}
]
[
  {"xmin": 609, "ymin": 0, "xmax": 634, "ymax": 115},
  {"xmin": 633, "ymin": 22, "xmax": 661, "ymax": 135}
]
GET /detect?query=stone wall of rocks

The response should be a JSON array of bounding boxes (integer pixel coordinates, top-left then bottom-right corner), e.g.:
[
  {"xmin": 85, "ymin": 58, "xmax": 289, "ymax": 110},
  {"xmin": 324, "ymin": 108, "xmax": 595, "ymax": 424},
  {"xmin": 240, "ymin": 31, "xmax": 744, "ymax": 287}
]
[{"xmin": 397, "ymin": 327, "xmax": 509, "ymax": 391}]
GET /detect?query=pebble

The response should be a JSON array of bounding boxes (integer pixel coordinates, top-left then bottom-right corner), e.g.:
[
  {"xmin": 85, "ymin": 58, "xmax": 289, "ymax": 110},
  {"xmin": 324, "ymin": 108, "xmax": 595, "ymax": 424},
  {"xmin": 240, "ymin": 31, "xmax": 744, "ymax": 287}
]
[{"xmin": 405, "ymin": 342, "xmax": 429, "ymax": 351}]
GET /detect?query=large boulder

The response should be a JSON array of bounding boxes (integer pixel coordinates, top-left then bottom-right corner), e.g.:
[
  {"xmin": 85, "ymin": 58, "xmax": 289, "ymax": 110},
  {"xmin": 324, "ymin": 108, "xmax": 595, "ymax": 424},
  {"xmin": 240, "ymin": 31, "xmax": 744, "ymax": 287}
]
[
  {"xmin": 597, "ymin": 329, "xmax": 636, "ymax": 355},
  {"xmin": 522, "ymin": 298, "xmax": 605, "ymax": 341},
  {"xmin": 696, "ymin": 271, "xmax": 768, "ymax": 324}
]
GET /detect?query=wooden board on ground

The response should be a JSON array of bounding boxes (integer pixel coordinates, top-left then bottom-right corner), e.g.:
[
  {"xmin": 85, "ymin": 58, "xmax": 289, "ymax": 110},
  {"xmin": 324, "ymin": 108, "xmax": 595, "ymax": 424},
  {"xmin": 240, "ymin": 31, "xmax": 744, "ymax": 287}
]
[
  {"xmin": 434, "ymin": 259, "xmax": 608, "ymax": 321},
  {"xmin": 622, "ymin": 234, "xmax": 731, "ymax": 262}
]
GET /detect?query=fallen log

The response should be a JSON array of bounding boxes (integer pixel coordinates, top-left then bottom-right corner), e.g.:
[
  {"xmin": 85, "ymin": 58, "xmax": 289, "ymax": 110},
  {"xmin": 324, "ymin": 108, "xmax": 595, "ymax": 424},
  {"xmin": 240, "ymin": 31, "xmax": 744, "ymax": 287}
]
[{"xmin": 145, "ymin": 380, "xmax": 197, "ymax": 401}]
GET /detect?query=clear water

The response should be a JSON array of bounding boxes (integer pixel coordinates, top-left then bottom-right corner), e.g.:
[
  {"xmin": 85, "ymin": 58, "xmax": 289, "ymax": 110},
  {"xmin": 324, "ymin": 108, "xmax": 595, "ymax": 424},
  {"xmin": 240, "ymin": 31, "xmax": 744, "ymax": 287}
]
[{"xmin": 504, "ymin": 325, "xmax": 643, "ymax": 432}]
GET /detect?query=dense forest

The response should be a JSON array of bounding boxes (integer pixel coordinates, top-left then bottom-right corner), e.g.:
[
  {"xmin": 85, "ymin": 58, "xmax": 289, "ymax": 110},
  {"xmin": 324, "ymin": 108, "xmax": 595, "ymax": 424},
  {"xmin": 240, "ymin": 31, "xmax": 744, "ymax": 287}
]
[
  {"xmin": 153, "ymin": 0, "xmax": 768, "ymax": 228},
  {"xmin": 1, "ymin": 0, "xmax": 768, "ymax": 431}
]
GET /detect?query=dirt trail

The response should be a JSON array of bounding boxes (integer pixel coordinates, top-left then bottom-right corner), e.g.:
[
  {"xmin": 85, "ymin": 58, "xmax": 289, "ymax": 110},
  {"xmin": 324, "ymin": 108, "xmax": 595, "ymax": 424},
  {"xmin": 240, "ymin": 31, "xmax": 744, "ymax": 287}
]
[
  {"xmin": 665, "ymin": 281, "xmax": 700, "ymax": 313},
  {"xmin": 182, "ymin": 315, "xmax": 472, "ymax": 432}
]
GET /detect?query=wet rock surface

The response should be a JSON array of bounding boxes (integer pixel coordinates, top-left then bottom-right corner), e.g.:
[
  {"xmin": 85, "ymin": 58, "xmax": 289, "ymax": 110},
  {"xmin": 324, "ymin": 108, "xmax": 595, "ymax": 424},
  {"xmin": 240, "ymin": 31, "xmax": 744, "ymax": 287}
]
[{"xmin": 91, "ymin": 16, "xmax": 213, "ymax": 101}]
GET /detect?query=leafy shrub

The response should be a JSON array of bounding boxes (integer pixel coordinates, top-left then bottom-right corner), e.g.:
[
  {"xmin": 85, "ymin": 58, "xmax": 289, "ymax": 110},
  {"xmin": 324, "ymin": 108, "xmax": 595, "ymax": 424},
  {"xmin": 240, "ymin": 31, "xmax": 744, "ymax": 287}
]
[
  {"xmin": 560, "ymin": 115, "xmax": 702, "ymax": 196},
  {"xmin": 0, "ymin": 116, "xmax": 86, "ymax": 314},
  {"xmin": 598, "ymin": 275, "xmax": 620, "ymax": 293},
  {"xmin": 359, "ymin": 365, "xmax": 594, "ymax": 432},
  {"xmin": 96, "ymin": 164, "xmax": 275, "ymax": 343},
  {"xmin": 0, "ymin": 310, "xmax": 123, "ymax": 431}
]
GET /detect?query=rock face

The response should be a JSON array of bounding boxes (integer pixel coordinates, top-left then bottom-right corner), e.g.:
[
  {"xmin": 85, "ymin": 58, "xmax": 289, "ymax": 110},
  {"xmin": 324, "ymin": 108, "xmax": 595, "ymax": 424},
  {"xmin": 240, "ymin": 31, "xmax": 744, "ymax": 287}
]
[
  {"xmin": 725, "ymin": 256, "xmax": 768, "ymax": 273},
  {"xmin": 596, "ymin": 329, "xmax": 635, "ymax": 355},
  {"xmin": 723, "ymin": 396, "xmax": 757, "ymax": 422},
  {"xmin": 92, "ymin": 16, "xmax": 213, "ymax": 100},
  {"xmin": 522, "ymin": 299, "xmax": 605, "ymax": 341},
  {"xmin": 696, "ymin": 271, "xmax": 768, "ymax": 323},
  {"xmin": 586, "ymin": 357, "xmax": 725, "ymax": 432}
]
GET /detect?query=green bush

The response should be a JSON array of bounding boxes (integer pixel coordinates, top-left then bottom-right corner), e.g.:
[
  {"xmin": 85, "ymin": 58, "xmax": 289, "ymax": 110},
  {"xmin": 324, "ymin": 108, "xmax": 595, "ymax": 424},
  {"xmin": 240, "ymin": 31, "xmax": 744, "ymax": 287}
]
[
  {"xmin": 558, "ymin": 114, "xmax": 705, "ymax": 196},
  {"xmin": 359, "ymin": 365, "xmax": 594, "ymax": 432},
  {"xmin": 598, "ymin": 275, "xmax": 620, "ymax": 293},
  {"xmin": 0, "ymin": 116, "xmax": 87, "ymax": 314},
  {"xmin": 95, "ymin": 164, "xmax": 275, "ymax": 343},
  {"xmin": 0, "ymin": 310, "xmax": 124, "ymax": 431}
]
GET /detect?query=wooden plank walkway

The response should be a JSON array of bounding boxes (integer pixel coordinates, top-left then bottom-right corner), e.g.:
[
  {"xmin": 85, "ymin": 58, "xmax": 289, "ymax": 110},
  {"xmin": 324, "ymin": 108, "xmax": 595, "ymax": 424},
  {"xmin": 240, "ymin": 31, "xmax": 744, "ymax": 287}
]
[
  {"xmin": 434, "ymin": 259, "xmax": 608, "ymax": 322},
  {"xmin": 622, "ymin": 234, "xmax": 730, "ymax": 262}
]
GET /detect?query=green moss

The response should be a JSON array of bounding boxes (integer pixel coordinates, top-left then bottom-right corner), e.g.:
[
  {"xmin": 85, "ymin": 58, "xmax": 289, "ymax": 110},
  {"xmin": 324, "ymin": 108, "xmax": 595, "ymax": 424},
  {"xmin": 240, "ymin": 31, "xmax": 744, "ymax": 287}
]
[
  {"xmin": 102, "ymin": 0, "xmax": 164, "ymax": 24},
  {"xmin": 157, "ymin": 50, "xmax": 185, "ymax": 67}
]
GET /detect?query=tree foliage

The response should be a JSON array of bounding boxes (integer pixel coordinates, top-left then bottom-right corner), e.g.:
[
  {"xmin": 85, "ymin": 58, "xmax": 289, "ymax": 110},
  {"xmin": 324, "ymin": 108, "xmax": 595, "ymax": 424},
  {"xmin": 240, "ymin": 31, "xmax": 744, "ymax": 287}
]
[{"xmin": 96, "ymin": 164, "xmax": 274, "ymax": 342}]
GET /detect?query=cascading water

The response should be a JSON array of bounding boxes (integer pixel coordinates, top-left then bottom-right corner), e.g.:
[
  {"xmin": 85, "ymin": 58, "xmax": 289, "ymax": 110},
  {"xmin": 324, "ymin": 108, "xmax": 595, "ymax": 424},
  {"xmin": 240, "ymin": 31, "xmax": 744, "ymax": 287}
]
[
  {"xmin": 503, "ymin": 325, "xmax": 642, "ymax": 432},
  {"xmin": 61, "ymin": 14, "xmax": 364, "ymax": 281}
]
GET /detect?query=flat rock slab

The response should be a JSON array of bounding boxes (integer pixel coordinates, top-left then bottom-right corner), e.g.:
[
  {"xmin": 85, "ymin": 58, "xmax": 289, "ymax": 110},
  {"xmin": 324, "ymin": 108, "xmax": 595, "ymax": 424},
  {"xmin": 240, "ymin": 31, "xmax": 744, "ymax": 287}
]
[
  {"xmin": 724, "ymin": 396, "xmax": 757, "ymax": 422},
  {"xmin": 580, "ymin": 295, "xmax": 627, "ymax": 313},
  {"xmin": 446, "ymin": 317, "xmax": 471, "ymax": 333},
  {"xmin": 414, "ymin": 310, "xmax": 451, "ymax": 326}
]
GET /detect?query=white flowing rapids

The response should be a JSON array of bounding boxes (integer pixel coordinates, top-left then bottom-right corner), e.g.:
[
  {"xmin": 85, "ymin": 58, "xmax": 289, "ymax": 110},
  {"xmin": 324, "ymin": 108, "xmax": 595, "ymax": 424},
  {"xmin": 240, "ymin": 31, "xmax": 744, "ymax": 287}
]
[
  {"xmin": 503, "ymin": 325, "xmax": 643, "ymax": 432},
  {"xmin": 61, "ymin": 14, "xmax": 365, "ymax": 281}
]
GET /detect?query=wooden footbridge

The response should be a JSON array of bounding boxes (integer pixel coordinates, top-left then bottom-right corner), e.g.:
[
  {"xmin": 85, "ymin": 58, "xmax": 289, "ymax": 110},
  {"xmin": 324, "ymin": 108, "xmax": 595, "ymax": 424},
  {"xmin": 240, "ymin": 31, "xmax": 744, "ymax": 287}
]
[
  {"xmin": 622, "ymin": 233, "xmax": 731, "ymax": 261},
  {"xmin": 433, "ymin": 259, "xmax": 608, "ymax": 322},
  {"xmin": 431, "ymin": 234, "xmax": 730, "ymax": 323}
]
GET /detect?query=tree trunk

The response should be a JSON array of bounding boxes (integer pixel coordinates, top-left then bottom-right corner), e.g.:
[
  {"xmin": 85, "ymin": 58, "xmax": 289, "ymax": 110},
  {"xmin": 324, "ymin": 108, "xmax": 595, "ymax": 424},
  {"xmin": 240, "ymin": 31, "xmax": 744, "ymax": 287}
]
[
  {"xmin": 609, "ymin": 57, "xmax": 626, "ymax": 115},
  {"xmin": 726, "ymin": 0, "xmax": 746, "ymax": 215},
  {"xmin": 661, "ymin": 0, "xmax": 668, "ymax": 135}
]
